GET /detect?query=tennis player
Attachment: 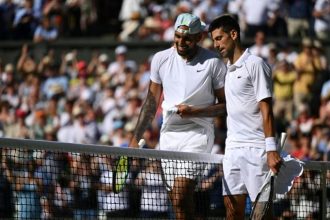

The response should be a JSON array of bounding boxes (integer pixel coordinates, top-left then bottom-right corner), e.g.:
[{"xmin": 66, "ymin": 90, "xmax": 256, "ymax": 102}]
[
  {"xmin": 209, "ymin": 15, "xmax": 282, "ymax": 220},
  {"xmin": 129, "ymin": 13, "xmax": 227, "ymax": 220}
]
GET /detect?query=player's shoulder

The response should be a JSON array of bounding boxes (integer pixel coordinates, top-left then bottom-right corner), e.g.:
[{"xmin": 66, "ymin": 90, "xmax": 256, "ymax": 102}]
[
  {"xmin": 246, "ymin": 52, "xmax": 265, "ymax": 65},
  {"xmin": 153, "ymin": 47, "xmax": 174, "ymax": 58},
  {"xmin": 152, "ymin": 47, "xmax": 174, "ymax": 64},
  {"xmin": 244, "ymin": 52, "xmax": 271, "ymax": 77}
]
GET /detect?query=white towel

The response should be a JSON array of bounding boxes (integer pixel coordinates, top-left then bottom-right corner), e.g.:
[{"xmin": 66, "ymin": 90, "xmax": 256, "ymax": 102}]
[{"xmin": 274, "ymin": 153, "xmax": 304, "ymax": 195}]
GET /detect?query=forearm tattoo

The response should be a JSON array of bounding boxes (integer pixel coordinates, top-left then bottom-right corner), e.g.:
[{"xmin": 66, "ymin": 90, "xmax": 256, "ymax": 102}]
[{"xmin": 133, "ymin": 91, "xmax": 157, "ymax": 141}]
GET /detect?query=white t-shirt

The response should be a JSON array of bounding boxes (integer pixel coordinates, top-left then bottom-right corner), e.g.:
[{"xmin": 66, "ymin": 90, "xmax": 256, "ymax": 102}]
[
  {"xmin": 150, "ymin": 46, "xmax": 226, "ymax": 127},
  {"xmin": 225, "ymin": 49, "xmax": 272, "ymax": 148},
  {"xmin": 150, "ymin": 46, "xmax": 226, "ymax": 152}
]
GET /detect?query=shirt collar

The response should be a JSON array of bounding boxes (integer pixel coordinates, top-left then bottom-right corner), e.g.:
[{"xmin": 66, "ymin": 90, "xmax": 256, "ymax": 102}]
[{"xmin": 227, "ymin": 48, "xmax": 250, "ymax": 72}]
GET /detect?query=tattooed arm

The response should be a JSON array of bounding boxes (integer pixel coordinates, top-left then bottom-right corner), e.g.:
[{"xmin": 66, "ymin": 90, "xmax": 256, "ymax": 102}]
[{"xmin": 129, "ymin": 81, "xmax": 163, "ymax": 148}]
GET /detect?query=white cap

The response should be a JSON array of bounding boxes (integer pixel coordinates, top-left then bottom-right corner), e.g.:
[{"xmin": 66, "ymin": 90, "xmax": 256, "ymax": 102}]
[
  {"xmin": 115, "ymin": 45, "xmax": 127, "ymax": 55},
  {"xmin": 174, "ymin": 13, "xmax": 206, "ymax": 35},
  {"xmin": 98, "ymin": 53, "xmax": 109, "ymax": 63}
]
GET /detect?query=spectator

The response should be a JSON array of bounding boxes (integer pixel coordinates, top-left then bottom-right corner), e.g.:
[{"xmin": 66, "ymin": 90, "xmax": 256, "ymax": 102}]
[
  {"xmin": 71, "ymin": 155, "xmax": 98, "ymax": 220},
  {"xmin": 33, "ymin": 16, "xmax": 59, "ymax": 43},
  {"xmin": 98, "ymin": 157, "xmax": 129, "ymax": 218},
  {"xmin": 0, "ymin": 63, "xmax": 15, "ymax": 90},
  {"xmin": 41, "ymin": 63, "xmax": 68, "ymax": 100},
  {"xmin": 312, "ymin": 0, "xmax": 330, "ymax": 40},
  {"xmin": 107, "ymin": 45, "xmax": 137, "ymax": 77},
  {"xmin": 0, "ymin": 0, "xmax": 17, "ymax": 40},
  {"xmin": 14, "ymin": 162, "xmax": 41, "ymax": 219},
  {"xmin": 310, "ymin": 40, "xmax": 329, "ymax": 117},
  {"xmin": 249, "ymin": 30, "xmax": 270, "ymax": 60},
  {"xmin": 135, "ymin": 160, "xmax": 169, "ymax": 218},
  {"xmin": 60, "ymin": 50, "xmax": 78, "ymax": 79},
  {"xmin": 241, "ymin": 0, "xmax": 273, "ymax": 37},
  {"xmin": 118, "ymin": 0, "xmax": 147, "ymax": 42},
  {"xmin": 285, "ymin": 0, "xmax": 311, "ymax": 39},
  {"xmin": 273, "ymin": 60, "xmax": 297, "ymax": 121},
  {"xmin": 276, "ymin": 41, "xmax": 298, "ymax": 64},
  {"xmin": 16, "ymin": 44, "xmax": 37, "ymax": 76},
  {"xmin": 12, "ymin": 0, "xmax": 37, "ymax": 40},
  {"xmin": 267, "ymin": 1, "xmax": 288, "ymax": 38},
  {"xmin": 63, "ymin": 0, "xmax": 82, "ymax": 37},
  {"xmin": 69, "ymin": 103, "xmax": 98, "ymax": 144},
  {"xmin": 0, "ymin": 163, "xmax": 14, "ymax": 218},
  {"xmin": 194, "ymin": 0, "xmax": 228, "ymax": 25},
  {"xmin": 293, "ymin": 38, "xmax": 324, "ymax": 113}
]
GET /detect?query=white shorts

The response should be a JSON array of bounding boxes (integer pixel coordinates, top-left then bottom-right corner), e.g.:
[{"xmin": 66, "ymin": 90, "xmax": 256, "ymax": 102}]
[
  {"xmin": 159, "ymin": 124, "xmax": 214, "ymax": 188},
  {"xmin": 222, "ymin": 146, "xmax": 269, "ymax": 202}
]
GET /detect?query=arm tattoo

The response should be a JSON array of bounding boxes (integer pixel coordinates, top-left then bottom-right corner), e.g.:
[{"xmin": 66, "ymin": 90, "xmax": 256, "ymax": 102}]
[{"xmin": 133, "ymin": 91, "xmax": 158, "ymax": 141}]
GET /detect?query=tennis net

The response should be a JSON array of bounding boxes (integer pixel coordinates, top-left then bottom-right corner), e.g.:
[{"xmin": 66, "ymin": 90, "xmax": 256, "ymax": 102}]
[{"xmin": 0, "ymin": 137, "xmax": 329, "ymax": 219}]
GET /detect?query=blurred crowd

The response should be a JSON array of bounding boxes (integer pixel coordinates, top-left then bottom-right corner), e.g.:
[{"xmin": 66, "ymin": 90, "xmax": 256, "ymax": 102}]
[{"xmin": 0, "ymin": 0, "xmax": 329, "ymax": 42}]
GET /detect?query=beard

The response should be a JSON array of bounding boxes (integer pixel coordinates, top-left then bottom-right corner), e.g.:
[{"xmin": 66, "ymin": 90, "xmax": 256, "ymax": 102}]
[{"xmin": 175, "ymin": 43, "xmax": 196, "ymax": 58}]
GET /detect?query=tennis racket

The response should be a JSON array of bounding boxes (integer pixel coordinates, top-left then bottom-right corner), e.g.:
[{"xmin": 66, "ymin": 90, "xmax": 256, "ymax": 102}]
[
  {"xmin": 249, "ymin": 132, "xmax": 287, "ymax": 220},
  {"xmin": 112, "ymin": 139, "xmax": 145, "ymax": 194}
]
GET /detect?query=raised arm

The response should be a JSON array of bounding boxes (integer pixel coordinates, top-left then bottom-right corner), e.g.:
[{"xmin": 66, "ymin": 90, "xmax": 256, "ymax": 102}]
[
  {"xmin": 176, "ymin": 87, "xmax": 226, "ymax": 118},
  {"xmin": 129, "ymin": 81, "xmax": 163, "ymax": 148}
]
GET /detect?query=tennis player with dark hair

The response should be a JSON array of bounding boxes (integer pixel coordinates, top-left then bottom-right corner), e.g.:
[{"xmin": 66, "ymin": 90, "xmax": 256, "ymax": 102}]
[
  {"xmin": 209, "ymin": 15, "xmax": 282, "ymax": 220},
  {"xmin": 129, "ymin": 13, "xmax": 227, "ymax": 220}
]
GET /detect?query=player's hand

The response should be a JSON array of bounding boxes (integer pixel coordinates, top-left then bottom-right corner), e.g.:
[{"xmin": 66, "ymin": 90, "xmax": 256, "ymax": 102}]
[
  {"xmin": 267, "ymin": 151, "xmax": 282, "ymax": 174},
  {"xmin": 128, "ymin": 138, "xmax": 139, "ymax": 148},
  {"xmin": 175, "ymin": 104, "xmax": 193, "ymax": 117}
]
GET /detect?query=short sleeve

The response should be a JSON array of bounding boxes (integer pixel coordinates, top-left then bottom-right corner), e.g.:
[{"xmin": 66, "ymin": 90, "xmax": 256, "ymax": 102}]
[
  {"xmin": 212, "ymin": 58, "xmax": 227, "ymax": 90},
  {"xmin": 150, "ymin": 52, "xmax": 162, "ymax": 84},
  {"xmin": 250, "ymin": 59, "xmax": 273, "ymax": 102}
]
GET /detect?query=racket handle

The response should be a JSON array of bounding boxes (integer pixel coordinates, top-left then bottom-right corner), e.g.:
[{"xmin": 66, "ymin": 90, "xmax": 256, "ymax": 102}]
[
  {"xmin": 138, "ymin": 139, "xmax": 146, "ymax": 148},
  {"xmin": 280, "ymin": 132, "xmax": 287, "ymax": 151}
]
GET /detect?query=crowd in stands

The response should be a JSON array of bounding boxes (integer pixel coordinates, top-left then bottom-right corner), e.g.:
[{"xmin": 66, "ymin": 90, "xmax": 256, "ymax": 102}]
[
  {"xmin": 0, "ymin": 0, "xmax": 330, "ymax": 219},
  {"xmin": 0, "ymin": 0, "xmax": 329, "ymax": 42}
]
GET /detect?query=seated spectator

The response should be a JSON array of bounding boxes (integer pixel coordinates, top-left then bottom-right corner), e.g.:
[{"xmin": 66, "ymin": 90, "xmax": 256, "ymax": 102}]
[{"xmin": 33, "ymin": 16, "xmax": 59, "ymax": 43}]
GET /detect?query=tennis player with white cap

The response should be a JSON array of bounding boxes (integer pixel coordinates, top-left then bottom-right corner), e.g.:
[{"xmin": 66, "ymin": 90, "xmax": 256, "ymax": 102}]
[{"xmin": 129, "ymin": 13, "xmax": 227, "ymax": 219}]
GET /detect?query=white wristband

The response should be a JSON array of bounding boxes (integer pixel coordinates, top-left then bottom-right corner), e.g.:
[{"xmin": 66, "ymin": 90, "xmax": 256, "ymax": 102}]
[{"xmin": 265, "ymin": 137, "xmax": 277, "ymax": 152}]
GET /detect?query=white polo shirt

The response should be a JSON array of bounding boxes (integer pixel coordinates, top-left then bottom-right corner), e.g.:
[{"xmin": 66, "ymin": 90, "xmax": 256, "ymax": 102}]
[
  {"xmin": 150, "ymin": 46, "xmax": 226, "ymax": 127},
  {"xmin": 225, "ymin": 49, "xmax": 272, "ymax": 148}
]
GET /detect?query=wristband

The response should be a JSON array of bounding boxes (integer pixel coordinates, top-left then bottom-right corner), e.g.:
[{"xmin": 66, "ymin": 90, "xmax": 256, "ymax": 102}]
[{"xmin": 265, "ymin": 137, "xmax": 277, "ymax": 152}]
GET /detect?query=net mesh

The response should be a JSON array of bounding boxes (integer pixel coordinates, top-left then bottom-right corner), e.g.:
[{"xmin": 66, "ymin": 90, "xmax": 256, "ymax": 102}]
[{"xmin": 0, "ymin": 138, "xmax": 329, "ymax": 219}]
